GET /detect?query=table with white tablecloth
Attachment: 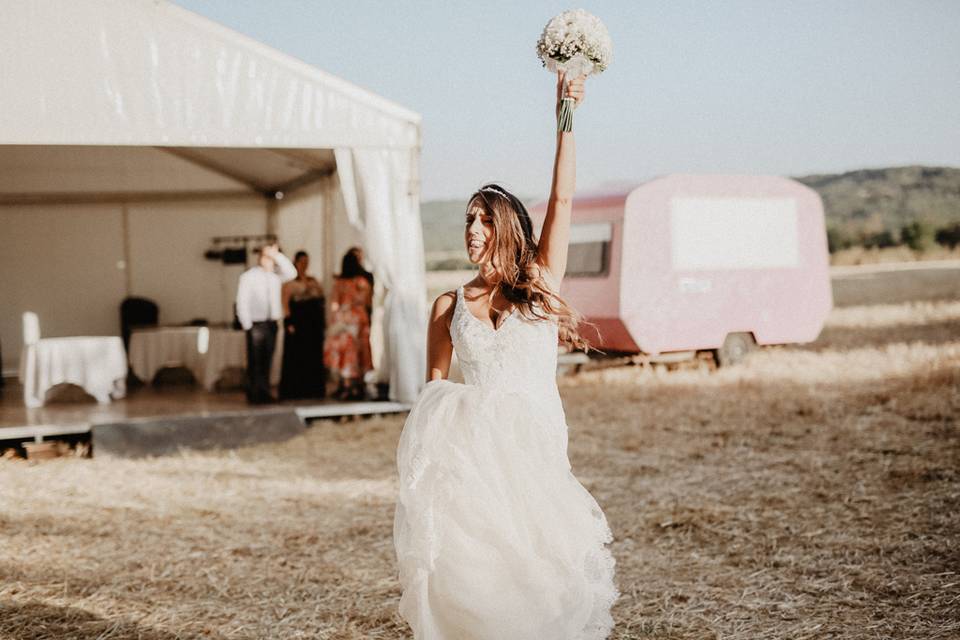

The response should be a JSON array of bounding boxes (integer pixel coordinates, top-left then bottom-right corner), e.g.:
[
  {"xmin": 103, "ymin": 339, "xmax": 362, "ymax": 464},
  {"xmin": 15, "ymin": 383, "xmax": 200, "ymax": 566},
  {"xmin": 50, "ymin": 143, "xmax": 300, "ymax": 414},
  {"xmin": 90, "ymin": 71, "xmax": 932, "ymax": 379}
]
[
  {"xmin": 128, "ymin": 326, "xmax": 281, "ymax": 391},
  {"xmin": 19, "ymin": 336, "xmax": 128, "ymax": 408}
]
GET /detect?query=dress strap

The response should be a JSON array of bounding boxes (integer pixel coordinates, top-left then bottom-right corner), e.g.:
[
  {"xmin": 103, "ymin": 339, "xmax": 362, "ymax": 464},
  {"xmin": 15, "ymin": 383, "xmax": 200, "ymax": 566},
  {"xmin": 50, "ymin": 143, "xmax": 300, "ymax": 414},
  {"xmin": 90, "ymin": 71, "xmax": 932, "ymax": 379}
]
[
  {"xmin": 449, "ymin": 286, "xmax": 466, "ymax": 339},
  {"xmin": 453, "ymin": 286, "xmax": 465, "ymax": 320}
]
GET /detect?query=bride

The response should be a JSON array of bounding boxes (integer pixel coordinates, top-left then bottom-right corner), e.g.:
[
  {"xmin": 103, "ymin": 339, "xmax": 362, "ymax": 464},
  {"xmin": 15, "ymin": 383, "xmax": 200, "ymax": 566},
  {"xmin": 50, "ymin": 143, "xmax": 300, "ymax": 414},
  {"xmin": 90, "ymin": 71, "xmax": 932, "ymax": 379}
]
[{"xmin": 393, "ymin": 72, "xmax": 617, "ymax": 639}]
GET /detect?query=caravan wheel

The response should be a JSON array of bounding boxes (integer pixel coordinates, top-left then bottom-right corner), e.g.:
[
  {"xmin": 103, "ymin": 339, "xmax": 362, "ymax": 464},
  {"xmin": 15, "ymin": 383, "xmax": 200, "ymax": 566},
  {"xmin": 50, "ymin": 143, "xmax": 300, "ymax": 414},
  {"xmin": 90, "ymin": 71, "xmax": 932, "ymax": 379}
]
[{"xmin": 716, "ymin": 332, "xmax": 757, "ymax": 367}]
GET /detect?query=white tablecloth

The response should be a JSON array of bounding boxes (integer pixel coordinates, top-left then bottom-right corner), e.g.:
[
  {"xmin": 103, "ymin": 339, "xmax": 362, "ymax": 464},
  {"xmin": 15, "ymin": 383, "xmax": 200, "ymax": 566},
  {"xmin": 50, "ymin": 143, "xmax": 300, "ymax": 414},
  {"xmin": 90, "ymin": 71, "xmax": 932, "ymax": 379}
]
[
  {"xmin": 19, "ymin": 336, "xmax": 127, "ymax": 408},
  {"xmin": 128, "ymin": 327, "xmax": 281, "ymax": 391}
]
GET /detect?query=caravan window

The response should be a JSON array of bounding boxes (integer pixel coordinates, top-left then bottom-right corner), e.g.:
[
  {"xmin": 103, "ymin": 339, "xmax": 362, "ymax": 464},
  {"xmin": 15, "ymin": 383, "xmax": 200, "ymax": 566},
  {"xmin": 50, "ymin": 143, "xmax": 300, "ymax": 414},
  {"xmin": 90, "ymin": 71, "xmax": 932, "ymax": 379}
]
[
  {"xmin": 566, "ymin": 222, "xmax": 612, "ymax": 277},
  {"xmin": 670, "ymin": 197, "xmax": 799, "ymax": 270}
]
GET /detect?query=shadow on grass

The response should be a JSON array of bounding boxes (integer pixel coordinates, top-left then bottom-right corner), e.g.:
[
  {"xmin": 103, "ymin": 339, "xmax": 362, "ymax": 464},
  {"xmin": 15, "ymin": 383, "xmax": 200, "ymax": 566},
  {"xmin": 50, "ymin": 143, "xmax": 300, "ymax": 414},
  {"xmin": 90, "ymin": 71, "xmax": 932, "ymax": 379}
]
[{"xmin": 0, "ymin": 600, "xmax": 217, "ymax": 640}]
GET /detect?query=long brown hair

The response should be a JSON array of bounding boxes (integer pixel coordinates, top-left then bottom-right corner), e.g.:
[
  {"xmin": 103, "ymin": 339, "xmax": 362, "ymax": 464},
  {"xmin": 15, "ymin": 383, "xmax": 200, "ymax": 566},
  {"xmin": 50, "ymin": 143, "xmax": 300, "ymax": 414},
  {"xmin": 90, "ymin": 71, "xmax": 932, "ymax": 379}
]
[{"xmin": 468, "ymin": 183, "xmax": 590, "ymax": 351}]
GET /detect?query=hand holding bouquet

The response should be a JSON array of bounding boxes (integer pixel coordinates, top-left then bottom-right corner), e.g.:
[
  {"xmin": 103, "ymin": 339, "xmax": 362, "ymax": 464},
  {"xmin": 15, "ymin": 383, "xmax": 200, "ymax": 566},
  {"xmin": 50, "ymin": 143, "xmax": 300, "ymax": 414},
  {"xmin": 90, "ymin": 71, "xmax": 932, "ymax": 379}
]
[
  {"xmin": 536, "ymin": 9, "xmax": 612, "ymax": 132},
  {"xmin": 558, "ymin": 73, "xmax": 586, "ymax": 118}
]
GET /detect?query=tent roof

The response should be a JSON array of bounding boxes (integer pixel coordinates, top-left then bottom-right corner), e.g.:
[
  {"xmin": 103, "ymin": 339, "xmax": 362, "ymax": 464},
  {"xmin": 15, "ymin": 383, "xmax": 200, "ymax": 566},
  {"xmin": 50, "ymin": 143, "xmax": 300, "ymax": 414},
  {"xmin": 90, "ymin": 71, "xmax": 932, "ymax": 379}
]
[
  {"xmin": 0, "ymin": 0, "xmax": 420, "ymax": 150},
  {"xmin": 0, "ymin": 145, "xmax": 337, "ymax": 204}
]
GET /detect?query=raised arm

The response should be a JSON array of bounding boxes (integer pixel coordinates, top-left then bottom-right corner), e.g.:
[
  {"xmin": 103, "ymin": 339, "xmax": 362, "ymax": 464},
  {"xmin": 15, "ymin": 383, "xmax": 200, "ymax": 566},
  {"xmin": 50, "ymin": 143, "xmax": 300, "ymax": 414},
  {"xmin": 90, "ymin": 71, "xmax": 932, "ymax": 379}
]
[
  {"xmin": 536, "ymin": 72, "xmax": 585, "ymax": 288},
  {"xmin": 426, "ymin": 291, "xmax": 456, "ymax": 382},
  {"xmin": 273, "ymin": 250, "xmax": 297, "ymax": 283}
]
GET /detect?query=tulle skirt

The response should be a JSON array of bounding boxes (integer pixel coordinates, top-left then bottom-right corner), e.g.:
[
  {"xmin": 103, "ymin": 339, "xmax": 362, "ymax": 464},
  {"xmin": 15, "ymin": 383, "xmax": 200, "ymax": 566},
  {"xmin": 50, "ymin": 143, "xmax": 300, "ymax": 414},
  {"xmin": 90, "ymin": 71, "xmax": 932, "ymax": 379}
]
[{"xmin": 394, "ymin": 380, "xmax": 617, "ymax": 640}]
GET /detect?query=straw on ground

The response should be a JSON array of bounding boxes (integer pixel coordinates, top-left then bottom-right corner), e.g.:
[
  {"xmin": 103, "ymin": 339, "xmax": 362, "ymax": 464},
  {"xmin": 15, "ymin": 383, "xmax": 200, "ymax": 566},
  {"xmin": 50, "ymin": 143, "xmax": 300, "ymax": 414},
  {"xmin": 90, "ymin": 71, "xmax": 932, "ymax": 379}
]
[{"xmin": 1, "ymin": 299, "xmax": 958, "ymax": 639}]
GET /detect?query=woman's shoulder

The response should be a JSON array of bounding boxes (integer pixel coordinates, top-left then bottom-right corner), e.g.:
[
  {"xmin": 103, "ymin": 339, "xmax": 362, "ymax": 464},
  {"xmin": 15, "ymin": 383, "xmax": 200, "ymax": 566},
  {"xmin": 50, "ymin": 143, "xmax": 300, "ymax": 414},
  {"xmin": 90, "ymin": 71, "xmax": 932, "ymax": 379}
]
[
  {"xmin": 432, "ymin": 288, "xmax": 458, "ymax": 310},
  {"xmin": 345, "ymin": 274, "xmax": 370, "ymax": 288},
  {"xmin": 304, "ymin": 277, "xmax": 324, "ymax": 294},
  {"xmin": 334, "ymin": 274, "xmax": 363, "ymax": 286},
  {"xmin": 430, "ymin": 289, "xmax": 459, "ymax": 321}
]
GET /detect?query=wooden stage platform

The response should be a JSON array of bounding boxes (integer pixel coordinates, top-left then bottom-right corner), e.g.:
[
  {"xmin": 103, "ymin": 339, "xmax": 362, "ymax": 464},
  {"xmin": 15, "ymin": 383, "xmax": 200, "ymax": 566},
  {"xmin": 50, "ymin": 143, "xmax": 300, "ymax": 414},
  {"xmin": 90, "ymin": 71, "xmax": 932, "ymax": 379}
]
[{"xmin": 0, "ymin": 379, "xmax": 410, "ymax": 457}]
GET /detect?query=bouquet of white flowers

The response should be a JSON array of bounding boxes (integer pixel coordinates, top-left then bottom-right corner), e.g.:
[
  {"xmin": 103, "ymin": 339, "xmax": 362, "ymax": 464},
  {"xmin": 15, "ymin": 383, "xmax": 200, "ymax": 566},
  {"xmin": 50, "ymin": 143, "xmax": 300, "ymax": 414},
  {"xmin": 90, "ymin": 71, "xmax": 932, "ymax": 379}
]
[{"xmin": 536, "ymin": 9, "xmax": 612, "ymax": 132}]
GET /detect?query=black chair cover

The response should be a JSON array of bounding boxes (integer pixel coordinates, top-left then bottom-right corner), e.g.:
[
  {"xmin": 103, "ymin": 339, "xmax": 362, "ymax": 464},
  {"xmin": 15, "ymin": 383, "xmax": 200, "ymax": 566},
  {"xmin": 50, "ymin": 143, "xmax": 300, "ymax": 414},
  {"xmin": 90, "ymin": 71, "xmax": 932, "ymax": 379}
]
[{"xmin": 120, "ymin": 297, "xmax": 159, "ymax": 351}]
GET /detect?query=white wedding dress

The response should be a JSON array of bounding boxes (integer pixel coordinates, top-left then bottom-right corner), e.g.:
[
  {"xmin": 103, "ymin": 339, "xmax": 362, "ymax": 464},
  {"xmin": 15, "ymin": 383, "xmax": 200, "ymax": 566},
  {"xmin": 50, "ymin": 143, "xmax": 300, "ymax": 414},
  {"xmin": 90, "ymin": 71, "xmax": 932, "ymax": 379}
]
[{"xmin": 394, "ymin": 286, "xmax": 617, "ymax": 639}]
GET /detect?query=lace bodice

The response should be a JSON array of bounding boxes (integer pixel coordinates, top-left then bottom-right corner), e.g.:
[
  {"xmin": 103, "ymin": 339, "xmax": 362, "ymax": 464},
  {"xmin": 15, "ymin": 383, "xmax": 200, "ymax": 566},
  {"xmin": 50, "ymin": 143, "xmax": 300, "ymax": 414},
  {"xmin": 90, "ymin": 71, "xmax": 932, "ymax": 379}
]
[{"xmin": 450, "ymin": 286, "xmax": 561, "ymax": 402}]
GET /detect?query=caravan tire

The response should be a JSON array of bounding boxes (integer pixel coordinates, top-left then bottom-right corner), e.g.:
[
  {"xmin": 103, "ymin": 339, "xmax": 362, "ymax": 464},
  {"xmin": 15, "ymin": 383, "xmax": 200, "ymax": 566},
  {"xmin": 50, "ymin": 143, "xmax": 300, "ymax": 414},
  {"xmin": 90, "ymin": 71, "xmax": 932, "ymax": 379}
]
[{"xmin": 716, "ymin": 332, "xmax": 757, "ymax": 367}]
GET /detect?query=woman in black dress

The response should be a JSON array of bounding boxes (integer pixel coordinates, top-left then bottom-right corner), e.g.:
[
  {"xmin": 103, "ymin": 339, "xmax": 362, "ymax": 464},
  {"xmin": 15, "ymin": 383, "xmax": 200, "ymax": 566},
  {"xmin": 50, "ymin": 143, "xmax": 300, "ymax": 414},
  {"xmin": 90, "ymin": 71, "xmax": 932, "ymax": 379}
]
[{"xmin": 279, "ymin": 251, "xmax": 327, "ymax": 399}]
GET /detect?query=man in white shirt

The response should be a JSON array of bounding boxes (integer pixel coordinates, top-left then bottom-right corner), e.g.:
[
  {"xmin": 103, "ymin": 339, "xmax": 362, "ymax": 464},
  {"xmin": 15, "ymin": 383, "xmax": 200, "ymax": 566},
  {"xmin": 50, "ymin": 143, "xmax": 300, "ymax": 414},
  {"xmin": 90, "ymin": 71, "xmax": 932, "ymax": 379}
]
[{"xmin": 236, "ymin": 244, "xmax": 297, "ymax": 403}]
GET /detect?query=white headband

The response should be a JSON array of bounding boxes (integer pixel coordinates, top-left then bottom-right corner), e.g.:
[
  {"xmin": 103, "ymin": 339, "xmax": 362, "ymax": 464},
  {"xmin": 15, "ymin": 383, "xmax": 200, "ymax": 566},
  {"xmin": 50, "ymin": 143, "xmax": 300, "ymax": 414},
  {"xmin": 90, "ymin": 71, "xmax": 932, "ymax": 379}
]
[{"xmin": 479, "ymin": 185, "xmax": 510, "ymax": 199}]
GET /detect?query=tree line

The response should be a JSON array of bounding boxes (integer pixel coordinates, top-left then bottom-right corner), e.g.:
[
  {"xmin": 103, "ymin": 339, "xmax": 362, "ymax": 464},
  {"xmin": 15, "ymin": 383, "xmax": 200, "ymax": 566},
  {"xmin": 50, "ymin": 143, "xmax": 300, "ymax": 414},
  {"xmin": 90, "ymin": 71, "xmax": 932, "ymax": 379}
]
[{"xmin": 827, "ymin": 221, "xmax": 960, "ymax": 253}]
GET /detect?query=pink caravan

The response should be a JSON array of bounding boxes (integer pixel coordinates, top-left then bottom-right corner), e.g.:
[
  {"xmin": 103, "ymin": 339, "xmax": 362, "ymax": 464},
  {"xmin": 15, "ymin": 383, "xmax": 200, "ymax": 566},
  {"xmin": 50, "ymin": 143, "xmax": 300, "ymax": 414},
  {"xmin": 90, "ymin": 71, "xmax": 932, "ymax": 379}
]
[{"xmin": 529, "ymin": 175, "xmax": 833, "ymax": 364}]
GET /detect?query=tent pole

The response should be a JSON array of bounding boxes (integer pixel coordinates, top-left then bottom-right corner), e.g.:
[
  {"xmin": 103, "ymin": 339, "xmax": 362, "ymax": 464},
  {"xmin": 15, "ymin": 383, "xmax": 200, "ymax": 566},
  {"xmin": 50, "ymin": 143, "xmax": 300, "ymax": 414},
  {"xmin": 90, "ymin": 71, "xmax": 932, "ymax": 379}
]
[
  {"xmin": 323, "ymin": 182, "xmax": 335, "ymax": 292},
  {"xmin": 121, "ymin": 204, "xmax": 132, "ymax": 296},
  {"xmin": 266, "ymin": 196, "xmax": 279, "ymax": 237}
]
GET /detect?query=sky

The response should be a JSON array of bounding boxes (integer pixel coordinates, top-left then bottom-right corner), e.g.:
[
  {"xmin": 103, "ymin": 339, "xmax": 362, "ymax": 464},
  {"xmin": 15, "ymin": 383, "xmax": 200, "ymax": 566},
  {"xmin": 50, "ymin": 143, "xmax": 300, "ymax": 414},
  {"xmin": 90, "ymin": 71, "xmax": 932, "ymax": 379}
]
[{"xmin": 173, "ymin": 0, "xmax": 960, "ymax": 201}]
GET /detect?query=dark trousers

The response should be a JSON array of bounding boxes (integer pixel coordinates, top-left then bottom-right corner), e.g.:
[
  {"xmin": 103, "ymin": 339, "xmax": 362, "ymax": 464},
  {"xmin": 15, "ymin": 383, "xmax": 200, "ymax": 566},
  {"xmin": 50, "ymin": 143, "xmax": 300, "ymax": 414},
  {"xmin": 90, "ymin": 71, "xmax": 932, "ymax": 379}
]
[{"xmin": 245, "ymin": 320, "xmax": 278, "ymax": 403}]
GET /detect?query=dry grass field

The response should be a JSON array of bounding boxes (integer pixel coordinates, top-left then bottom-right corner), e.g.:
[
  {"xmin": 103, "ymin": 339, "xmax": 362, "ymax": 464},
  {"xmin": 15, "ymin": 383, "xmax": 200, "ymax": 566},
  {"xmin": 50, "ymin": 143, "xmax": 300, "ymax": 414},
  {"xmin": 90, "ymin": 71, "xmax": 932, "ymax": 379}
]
[
  {"xmin": 2, "ymin": 297, "xmax": 959, "ymax": 638},
  {"xmin": 829, "ymin": 245, "xmax": 960, "ymax": 266}
]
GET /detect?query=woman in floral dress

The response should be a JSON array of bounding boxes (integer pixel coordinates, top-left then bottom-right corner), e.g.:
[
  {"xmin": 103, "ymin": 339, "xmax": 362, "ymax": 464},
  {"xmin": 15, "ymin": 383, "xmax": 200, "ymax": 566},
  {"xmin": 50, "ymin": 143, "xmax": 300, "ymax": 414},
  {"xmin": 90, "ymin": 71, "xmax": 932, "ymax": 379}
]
[{"xmin": 324, "ymin": 248, "xmax": 373, "ymax": 400}]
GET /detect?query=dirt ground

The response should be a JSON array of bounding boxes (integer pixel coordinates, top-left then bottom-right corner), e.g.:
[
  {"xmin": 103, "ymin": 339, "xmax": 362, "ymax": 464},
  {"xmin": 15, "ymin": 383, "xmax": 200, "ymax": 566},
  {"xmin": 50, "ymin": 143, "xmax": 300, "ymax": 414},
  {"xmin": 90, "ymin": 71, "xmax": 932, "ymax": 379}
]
[{"xmin": 2, "ymin": 298, "xmax": 959, "ymax": 638}]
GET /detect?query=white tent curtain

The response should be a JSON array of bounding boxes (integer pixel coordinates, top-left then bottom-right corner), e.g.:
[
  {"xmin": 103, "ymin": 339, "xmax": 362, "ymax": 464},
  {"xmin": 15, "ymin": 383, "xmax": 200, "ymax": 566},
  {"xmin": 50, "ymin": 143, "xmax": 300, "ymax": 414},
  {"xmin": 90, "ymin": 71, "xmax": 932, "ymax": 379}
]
[{"xmin": 336, "ymin": 148, "xmax": 427, "ymax": 402}]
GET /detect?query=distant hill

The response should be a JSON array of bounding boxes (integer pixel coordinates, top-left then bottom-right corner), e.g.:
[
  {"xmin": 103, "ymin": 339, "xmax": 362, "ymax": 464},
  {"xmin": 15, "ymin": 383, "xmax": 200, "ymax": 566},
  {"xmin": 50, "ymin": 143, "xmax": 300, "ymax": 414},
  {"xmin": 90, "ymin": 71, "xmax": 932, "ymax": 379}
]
[
  {"xmin": 795, "ymin": 165, "xmax": 960, "ymax": 242},
  {"xmin": 420, "ymin": 199, "xmax": 470, "ymax": 254},
  {"xmin": 420, "ymin": 166, "xmax": 960, "ymax": 263}
]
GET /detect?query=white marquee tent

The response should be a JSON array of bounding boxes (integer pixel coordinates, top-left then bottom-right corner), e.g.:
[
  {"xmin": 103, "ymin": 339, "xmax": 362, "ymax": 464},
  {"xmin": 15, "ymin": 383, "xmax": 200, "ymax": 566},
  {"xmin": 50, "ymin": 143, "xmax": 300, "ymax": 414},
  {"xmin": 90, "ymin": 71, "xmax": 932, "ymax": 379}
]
[{"xmin": 0, "ymin": 0, "xmax": 427, "ymax": 402}]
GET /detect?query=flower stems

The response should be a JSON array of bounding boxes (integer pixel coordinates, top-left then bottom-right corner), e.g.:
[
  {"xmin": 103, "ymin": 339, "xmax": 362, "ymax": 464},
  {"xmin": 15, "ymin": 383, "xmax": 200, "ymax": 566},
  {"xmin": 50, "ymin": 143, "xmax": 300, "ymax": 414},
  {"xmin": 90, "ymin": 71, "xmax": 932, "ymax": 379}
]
[{"xmin": 557, "ymin": 97, "xmax": 574, "ymax": 132}]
